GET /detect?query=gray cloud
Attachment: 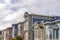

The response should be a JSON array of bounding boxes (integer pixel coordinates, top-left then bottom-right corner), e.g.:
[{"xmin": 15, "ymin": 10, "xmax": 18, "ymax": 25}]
[{"xmin": 0, "ymin": 0, "xmax": 60, "ymax": 30}]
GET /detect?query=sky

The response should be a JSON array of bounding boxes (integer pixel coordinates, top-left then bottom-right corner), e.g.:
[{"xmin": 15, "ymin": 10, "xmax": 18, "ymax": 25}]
[{"xmin": 0, "ymin": 0, "xmax": 60, "ymax": 30}]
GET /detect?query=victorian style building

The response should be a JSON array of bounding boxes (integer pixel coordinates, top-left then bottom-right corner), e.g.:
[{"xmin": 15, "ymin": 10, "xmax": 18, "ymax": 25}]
[
  {"xmin": 23, "ymin": 12, "xmax": 55, "ymax": 40},
  {"xmin": 33, "ymin": 20, "xmax": 60, "ymax": 40},
  {"xmin": 3, "ymin": 27, "xmax": 12, "ymax": 40},
  {"xmin": 1, "ymin": 12, "xmax": 60, "ymax": 40},
  {"xmin": 23, "ymin": 12, "xmax": 60, "ymax": 40}
]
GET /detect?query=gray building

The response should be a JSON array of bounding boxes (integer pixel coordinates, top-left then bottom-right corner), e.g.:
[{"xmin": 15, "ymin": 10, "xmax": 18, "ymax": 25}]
[{"xmin": 12, "ymin": 24, "xmax": 18, "ymax": 38}]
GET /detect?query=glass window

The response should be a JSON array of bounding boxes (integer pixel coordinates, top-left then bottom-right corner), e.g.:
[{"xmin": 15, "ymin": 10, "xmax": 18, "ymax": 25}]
[
  {"xmin": 34, "ymin": 30, "xmax": 38, "ymax": 38},
  {"xmin": 53, "ymin": 29, "xmax": 55, "ymax": 38},
  {"xmin": 49, "ymin": 29, "xmax": 53, "ymax": 39},
  {"xmin": 56, "ymin": 29, "xmax": 59, "ymax": 38},
  {"xmin": 49, "ymin": 24, "xmax": 59, "ymax": 39},
  {"xmin": 0, "ymin": 31, "xmax": 2, "ymax": 34}
]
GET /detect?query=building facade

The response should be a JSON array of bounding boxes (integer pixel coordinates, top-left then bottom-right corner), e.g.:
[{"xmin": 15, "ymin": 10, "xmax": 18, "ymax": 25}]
[
  {"xmin": 44, "ymin": 20, "xmax": 60, "ymax": 40},
  {"xmin": 0, "ymin": 31, "xmax": 3, "ymax": 40},
  {"xmin": 17, "ymin": 22, "xmax": 24, "ymax": 37},
  {"xmin": 23, "ymin": 12, "xmax": 54, "ymax": 40},
  {"xmin": 3, "ymin": 27, "xmax": 12, "ymax": 40},
  {"xmin": 3, "ymin": 29, "xmax": 7, "ymax": 40},
  {"xmin": 6, "ymin": 27, "xmax": 12, "ymax": 40},
  {"xmin": 1, "ymin": 12, "xmax": 60, "ymax": 40},
  {"xmin": 33, "ymin": 20, "xmax": 60, "ymax": 40},
  {"xmin": 12, "ymin": 24, "xmax": 18, "ymax": 38},
  {"xmin": 12, "ymin": 22, "xmax": 24, "ymax": 38}
]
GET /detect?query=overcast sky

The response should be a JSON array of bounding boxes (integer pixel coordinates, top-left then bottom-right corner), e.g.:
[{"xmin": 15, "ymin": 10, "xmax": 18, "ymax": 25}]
[{"xmin": 0, "ymin": 0, "xmax": 60, "ymax": 30}]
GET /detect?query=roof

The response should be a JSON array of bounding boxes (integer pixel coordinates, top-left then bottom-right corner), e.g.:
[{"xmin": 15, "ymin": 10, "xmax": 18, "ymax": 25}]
[
  {"xmin": 17, "ymin": 20, "xmax": 27, "ymax": 24},
  {"xmin": 24, "ymin": 12, "xmax": 55, "ymax": 18},
  {"xmin": 55, "ymin": 16, "xmax": 60, "ymax": 20},
  {"xmin": 24, "ymin": 12, "xmax": 55, "ymax": 21},
  {"xmin": 44, "ymin": 20, "xmax": 60, "ymax": 25}
]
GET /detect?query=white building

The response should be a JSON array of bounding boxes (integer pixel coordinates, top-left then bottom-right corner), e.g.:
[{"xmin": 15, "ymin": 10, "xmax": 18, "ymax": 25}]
[
  {"xmin": 17, "ymin": 22, "xmax": 24, "ymax": 37},
  {"xmin": 23, "ymin": 12, "xmax": 55, "ymax": 40},
  {"xmin": 2, "ymin": 29, "xmax": 7, "ymax": 40},
  {"xmin": 44, "ymin": 20, "xmax": 60, "ymax": 40},
  {"xmin": 33, "ymin": 20, "xmax": 60, "ymax": 40}
]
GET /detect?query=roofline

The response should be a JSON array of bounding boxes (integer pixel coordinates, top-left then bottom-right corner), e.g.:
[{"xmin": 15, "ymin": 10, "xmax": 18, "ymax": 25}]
[
  {"xmin": 17, "ymin": 20, "xmax": 27, "ymax": 24},
  {"xmin": 29, "ymin": 14, "xmax": 54, "ymax": 17},
  {"xmin": 24, "ymin": 12, "xmax": 55, "ymax": 20},
  {"xmin": 24, "ymin": 12, "xmax": 55, "ymax": 18},
  {"xmin": 44, "ymin": 20, "xmax": 60, "ymax": 25}
]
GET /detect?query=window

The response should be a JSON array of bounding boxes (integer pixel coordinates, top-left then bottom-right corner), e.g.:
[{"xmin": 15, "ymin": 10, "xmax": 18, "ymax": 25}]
[
  {"xmin": 34, "ymin": 30, "xmax": 38, "ymax": 38},
  {"xmin": 56, "ymin": 29, "xmax": 59, "ymax": 38},
  {"xmin": 0, "ymin": 31, "xmax": 2, "ymax": 34},
  {"xmin": 49, "ymin": 24, "xmax": 59, "ymax": 39},
  {"xmin": 53, "ymin": 29, "xmax": 55, "ymax": 38},
  {"xmin": 49, "ymin": 29, "xmax": 58, "ymax": 39},
  {"xmin": 49, "ymin": 29, "xmax": 53, "ymax": 39},
  {"xmin": 29, "ymin": 31, "xmax": 34, "ymax": 40}
]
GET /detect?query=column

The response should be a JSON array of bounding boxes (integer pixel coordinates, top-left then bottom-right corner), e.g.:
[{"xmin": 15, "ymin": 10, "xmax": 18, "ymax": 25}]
[
  {"xmin": 18, "ymin": 24, "xmax": 20, "ymax": 35},
  {"xmin": 45, "ymin": 25, "xmax": 50, "ymax": 40},
  {"xmin": 37, "ymin": 29, "xmax": 39, "ymax": 40},
  {"xmin": 41, "ymin": 29, "xmax": 42, "ymax": 40},
  {"xmin": 52, "ymin": 29, "xmax": 53, "ymax": 40},
  {"xmin": 57, "ymin": 23, "xmax": 60, "ymax": 40},
  {"xmin": 12, "ymin": 27, "xmax": 15, "ymax": 38},
  {"xmin": 48, "ymin": 27, "xmax": 50, "ymax": 40}
]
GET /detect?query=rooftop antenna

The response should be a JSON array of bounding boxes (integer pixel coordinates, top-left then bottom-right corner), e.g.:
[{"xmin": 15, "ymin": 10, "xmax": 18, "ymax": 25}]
[
  {"xmin": 48, "ymin": 12, "xmax": 50, "ymax": 16},
  {"xmin": 52, "ymin": 13, "xmax": 54, "ymax": 16},
  {"xmin": 47, "ymin": 10, "xmax": 50, "ymax": 16}
]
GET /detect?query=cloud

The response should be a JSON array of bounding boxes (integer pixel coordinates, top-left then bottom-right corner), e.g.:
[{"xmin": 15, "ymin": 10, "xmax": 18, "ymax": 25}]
[
  {"xmin": 0, "ymin": 0, "xmax": 60, "ymax": 30},
  {"xmin": 11, "ymin": 0, "xmax": 21, "ymax": 4},
  {"xmin": 4, "ymin": 8, "xmax": 28, "ymax": 22},
  {"xmin": 0, "ymin": 23, "xmax": 12, "ymax": 30},
  {"xmin": 0, "ymin": 3, "xmax": 5, "ymax": 9}
]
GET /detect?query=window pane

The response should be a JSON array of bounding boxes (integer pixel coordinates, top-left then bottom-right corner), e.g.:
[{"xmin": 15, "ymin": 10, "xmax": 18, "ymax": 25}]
[
  {"xmin": 49, "ymin": 29, "xmax": 53, "ymax": 39},
  {"xmin": 56, "ymin": 29, "xmax": 58, "ymax": 38},
  {"xmin": 53, "ymin": 29, "xmax": 55, "ymax": 38}
]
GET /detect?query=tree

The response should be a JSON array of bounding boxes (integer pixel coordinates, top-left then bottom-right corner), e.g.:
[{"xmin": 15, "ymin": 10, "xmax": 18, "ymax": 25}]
[
  {"xmin": 15, "ymin": 36, "xmax": 23, "ymax": 40},
  {"xmin": 11, "ymin": 35, "xmax": 23, "ymax": 40}
]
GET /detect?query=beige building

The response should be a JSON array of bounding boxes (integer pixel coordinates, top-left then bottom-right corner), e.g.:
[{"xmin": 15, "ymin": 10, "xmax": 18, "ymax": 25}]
[
  {"xmin": 17, "ymin": 22, "xmax": 25, "ymax": 37},
  {"xmin": 1, "ymin": 12, "xmax": 60, "ymax": 40},
  {"xmin": 6, "ymin": 27, "xmax": 12, "ymax": 40},
  {"xmin": 33, "ymin": 22, "xmax": 45, "ymax": 40},
  {"xmin": 3, "ymin": 27, "xmax": 12, "ymax": 40},
  {"xmin": 3, "ymin": 29, "xmax": 7, "ymax": 40}
]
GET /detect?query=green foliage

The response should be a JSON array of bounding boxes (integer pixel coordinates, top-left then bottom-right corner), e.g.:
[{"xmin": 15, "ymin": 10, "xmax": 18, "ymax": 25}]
[
  {"xmin": 15, "ymin": 36, "xmax": 23, "ymax": 40},
  {"xmin": 11, "ymin": 35, "xmax": 23, "ymax": 40}
]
